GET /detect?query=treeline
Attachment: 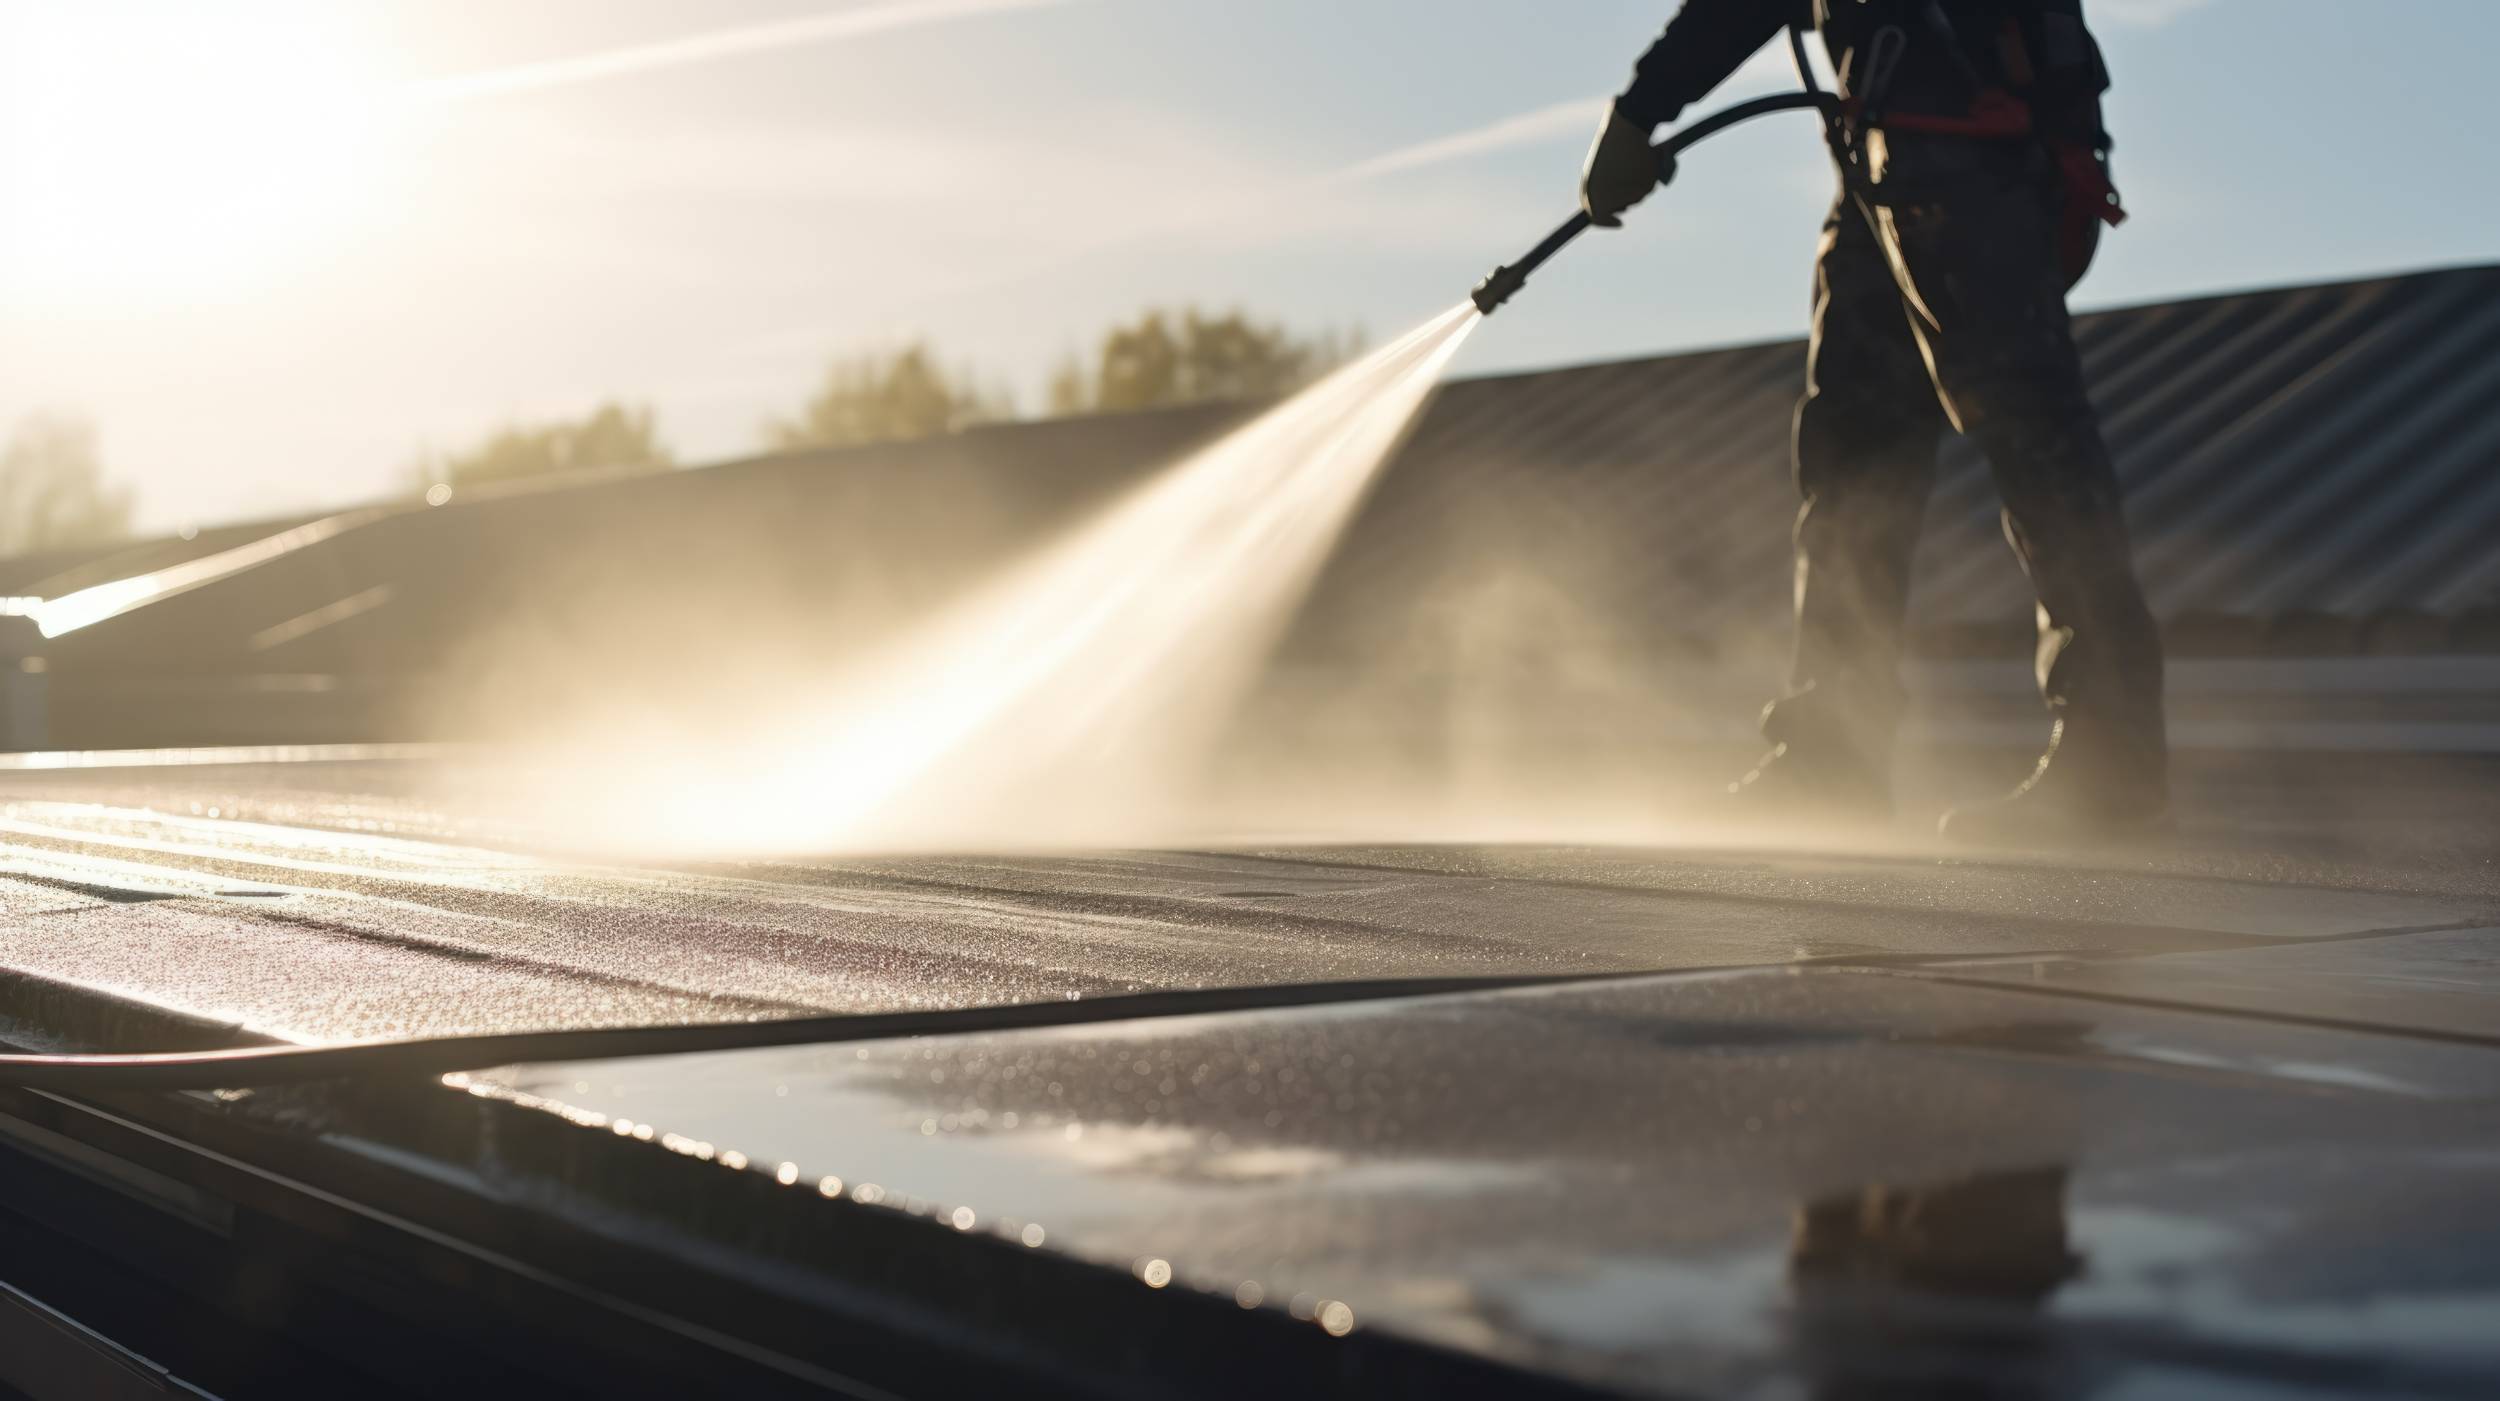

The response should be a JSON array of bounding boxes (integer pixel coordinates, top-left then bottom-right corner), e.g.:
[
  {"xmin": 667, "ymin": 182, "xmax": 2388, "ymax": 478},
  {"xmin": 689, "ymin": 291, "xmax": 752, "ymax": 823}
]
[
  {"xmin": 769, "ymin": 304, "xmax": 1359, "ymax": 451},
  {"xmin": 409, "ymin": 403, "xmax": 672, "ymax": 494},
  {"xmin": 0, "ymin": 411, "xmax": 134, "ymax": 557},
  {"xmin": 0, "ymin": 306, "xmax": 1356, "ymax": 556},
  {"xmin": 421, "ymin": 304, "xmax": 1359, "ymax": 493}
]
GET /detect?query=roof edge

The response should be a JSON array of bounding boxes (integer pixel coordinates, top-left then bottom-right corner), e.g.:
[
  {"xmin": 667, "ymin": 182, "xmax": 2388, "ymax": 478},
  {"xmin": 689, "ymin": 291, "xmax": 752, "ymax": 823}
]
[{"xmin": 1439, "ymin": 260, "xmax": 2500, "ymax": 391}]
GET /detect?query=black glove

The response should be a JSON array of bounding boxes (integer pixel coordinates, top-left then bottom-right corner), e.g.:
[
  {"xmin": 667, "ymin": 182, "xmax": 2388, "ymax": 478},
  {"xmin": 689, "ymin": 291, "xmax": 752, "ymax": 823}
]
[{"xmin": 1581, "ymin": 101, "xmax": 1665, "ymax": 228}]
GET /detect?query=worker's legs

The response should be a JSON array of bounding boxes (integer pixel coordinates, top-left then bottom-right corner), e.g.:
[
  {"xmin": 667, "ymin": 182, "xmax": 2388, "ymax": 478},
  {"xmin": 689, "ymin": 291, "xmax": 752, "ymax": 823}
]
[
  {"xmin": 1871, "ymin": 136, "xmax": 2168, "ymax": 828},
  {"xmin": 1743, "ymin": 194, "xmax": 1948, "ymax": 809}
]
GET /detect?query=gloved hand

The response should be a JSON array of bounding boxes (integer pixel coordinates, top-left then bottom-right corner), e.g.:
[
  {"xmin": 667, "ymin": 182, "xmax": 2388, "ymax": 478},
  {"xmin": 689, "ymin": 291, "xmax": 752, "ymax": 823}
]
[{"xmin": 1581, "ymin": 101, "xmax": 1666, "ymax": 228}]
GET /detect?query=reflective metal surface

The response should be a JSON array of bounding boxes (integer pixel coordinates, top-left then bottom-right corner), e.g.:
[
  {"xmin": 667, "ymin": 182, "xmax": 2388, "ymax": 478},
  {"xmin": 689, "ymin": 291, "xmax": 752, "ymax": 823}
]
[
  {"xmin": 474, "ymin": 964, "xmax": 2500, "ymax": 1397},
  {"xmin": 5, "ymin": 752, "xmax": 2499, "ymax": 1396},
  {"xmin": 3, "ymin": 752, "xmax": 2496, "ymax": 1042}
]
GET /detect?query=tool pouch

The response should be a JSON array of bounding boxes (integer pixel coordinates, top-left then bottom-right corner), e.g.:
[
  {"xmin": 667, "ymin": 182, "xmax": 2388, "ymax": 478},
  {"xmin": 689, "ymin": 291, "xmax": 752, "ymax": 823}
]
[{"xmin": 2054, "ymin": 135, "xmax": 2124, "ymax": 288}]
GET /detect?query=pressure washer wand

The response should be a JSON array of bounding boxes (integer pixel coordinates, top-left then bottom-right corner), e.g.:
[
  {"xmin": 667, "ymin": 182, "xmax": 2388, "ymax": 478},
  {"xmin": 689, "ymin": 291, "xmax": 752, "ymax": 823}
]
[{"xmin": 1471, "ymin": 91, "xmax": 1842, "ymax": 316}]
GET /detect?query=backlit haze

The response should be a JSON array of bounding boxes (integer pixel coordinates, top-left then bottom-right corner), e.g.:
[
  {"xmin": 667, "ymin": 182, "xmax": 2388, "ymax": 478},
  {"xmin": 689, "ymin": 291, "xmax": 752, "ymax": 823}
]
[
  {"xmin": 3, "ymin": 0, "xmax": 2493, "ymax": 534},
  {"xmin": 539, "ymin": 307, "xmax": 1480, "ymax": 855}
]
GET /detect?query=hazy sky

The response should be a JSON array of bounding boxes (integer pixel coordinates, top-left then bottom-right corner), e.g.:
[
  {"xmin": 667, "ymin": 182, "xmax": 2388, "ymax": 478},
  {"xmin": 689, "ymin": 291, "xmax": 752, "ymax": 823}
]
[{"xmin": 3, "ymin": 0, "xmax": 2492, "ymax": 533}]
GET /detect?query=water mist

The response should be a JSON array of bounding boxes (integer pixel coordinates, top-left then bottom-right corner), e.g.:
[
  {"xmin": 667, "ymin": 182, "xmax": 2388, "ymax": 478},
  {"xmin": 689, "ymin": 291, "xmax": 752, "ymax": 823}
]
[{"xmin": 552, "ymin": 305, "xmax": 1483, "ymax": 855}]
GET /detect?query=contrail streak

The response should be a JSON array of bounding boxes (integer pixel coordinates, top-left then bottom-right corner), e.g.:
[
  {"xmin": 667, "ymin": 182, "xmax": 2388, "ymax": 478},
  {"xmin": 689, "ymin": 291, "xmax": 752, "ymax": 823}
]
[
  {"xmin": 1320, "ymin": 36, "xmax": 1824, "ymax": 185},
  {"xmin": 1322, "ymin": 96, "xmax": 1605, "ymax": 185},
  {"xmin": 1039, "ymin": 96, "xmax": 1607, "ymax": 270},
  {"xmin": 1092, "ymin": 96, "xmax": 1613, "ymax": 258},
  {"xmin": 730, "ymin": 91, "xmax": 1620, "ymax": 349},
  {"xmin": 408, "ymin": 0, "xmax": 1083, "ymax": 103},
  {"xmin": 1315, "ymin": 37, "xmax": 1823, "ymax": 189}
]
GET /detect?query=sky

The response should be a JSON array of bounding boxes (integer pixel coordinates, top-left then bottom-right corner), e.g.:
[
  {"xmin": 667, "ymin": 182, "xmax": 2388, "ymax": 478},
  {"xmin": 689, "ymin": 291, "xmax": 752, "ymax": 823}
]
[{"xmin": 2, "ymin": 0, "xmax": 2494, "ymax": 535}]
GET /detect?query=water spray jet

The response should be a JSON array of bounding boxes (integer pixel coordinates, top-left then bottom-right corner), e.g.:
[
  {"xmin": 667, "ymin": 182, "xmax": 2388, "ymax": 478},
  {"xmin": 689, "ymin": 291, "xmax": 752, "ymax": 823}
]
[
  {"xmin": 536, "ymin": 67, "xmax": 1856, "ymax": 857},
  {"xmin": 545, "ymin": 304, "xmax": 1485, "ymax": 856}
]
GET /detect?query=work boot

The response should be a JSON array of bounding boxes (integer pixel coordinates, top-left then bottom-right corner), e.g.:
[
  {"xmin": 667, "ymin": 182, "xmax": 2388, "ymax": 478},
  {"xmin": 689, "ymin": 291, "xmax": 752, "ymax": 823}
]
[
  {"xmin": 1724, "ymin": 741, "xmax": 1893, "ymax": 824},
  {"xmin": 1938, "ymin": 717, "xmax": 2168, "ymax": 847}
]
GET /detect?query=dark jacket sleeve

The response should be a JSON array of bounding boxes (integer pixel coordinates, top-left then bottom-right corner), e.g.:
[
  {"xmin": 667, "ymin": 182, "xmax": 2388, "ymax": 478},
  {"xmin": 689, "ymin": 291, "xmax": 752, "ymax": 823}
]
[{"xmin": 1617, "ymin": 0, "xmax": 1809, "ymax": 129}]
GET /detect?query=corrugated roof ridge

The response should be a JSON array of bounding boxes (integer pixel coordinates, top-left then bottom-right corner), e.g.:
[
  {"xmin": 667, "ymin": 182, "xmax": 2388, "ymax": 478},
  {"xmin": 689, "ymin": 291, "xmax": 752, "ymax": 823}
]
[
  {"xmin": 2229, "ymin": 317, "xmax": 2500, "ymax": 613},
  {"xmin": 1440, "ymin": 262, "xmax": 2500, "ymax": 391},
  {"xmin": 2135, "ymin": 288, "xmax": 2500, "ymax": 607},
  {"xmin": 2121, "ymin": 279, "xmax": 2416, "ymax": 491},
  {"xmin": 2102, "ymin": 284, "xmax": 2367, "ymax": 466},
  {"xmin": 2334, "ymin": 413, "xmax": 2500, "ymax": 613}
]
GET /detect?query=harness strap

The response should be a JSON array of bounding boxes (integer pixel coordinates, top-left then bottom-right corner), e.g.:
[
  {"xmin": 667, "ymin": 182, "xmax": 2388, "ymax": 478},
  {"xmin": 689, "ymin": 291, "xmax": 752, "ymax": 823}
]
[
  {"xmin": 1840, "ymin": 84, "xmax": 2127, "ymax": 287},
  {"xmin": 1852, "ymin": 86, "xmax": 2035, "ymax": 139}
]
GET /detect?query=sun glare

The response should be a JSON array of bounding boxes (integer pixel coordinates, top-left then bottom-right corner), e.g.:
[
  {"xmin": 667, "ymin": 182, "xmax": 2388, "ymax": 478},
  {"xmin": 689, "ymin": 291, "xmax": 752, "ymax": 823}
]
[{"xmin": 0, "ymin": 3, "xmax": 388, "ymax": 304}]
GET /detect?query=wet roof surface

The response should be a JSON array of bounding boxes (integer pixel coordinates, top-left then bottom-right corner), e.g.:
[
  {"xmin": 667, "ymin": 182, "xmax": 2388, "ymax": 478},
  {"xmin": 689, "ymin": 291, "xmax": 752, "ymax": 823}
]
[
  {"xmin": 1, "ymin": 751, "xmax": 2494, "ymax": 1043},
  {"xmin": 4, "ymin": 750, "xmax": 2498, "ymax": 1396},
  {"xmin": 478, "ymin": 963, "xmax": 2500, "ymax": 1398}
]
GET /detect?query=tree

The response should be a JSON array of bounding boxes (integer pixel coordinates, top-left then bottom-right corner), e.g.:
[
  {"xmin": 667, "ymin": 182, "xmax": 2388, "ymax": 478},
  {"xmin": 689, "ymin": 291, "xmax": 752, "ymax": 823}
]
[
  {"xmin": 413, "ymin": 402, "xmax": 671, "ymax": 493},
  {"xmin": 1053, "ymin": 307, "xmax": 1362, "ymax": 415},
  {"xmin": 0, "ymin": 411, "xmax": 134, "ymax": 557},
  {"xmin": 766, "ymin": 308, "xmax": 1359, "ymax": 454},
  {"xmin": 1045, "ymin": 353, "xmax": 1094, "ymax": 418},
  {"xmin": 767, "ymin": 345, "xmax": 1010, "ymax": 451}
]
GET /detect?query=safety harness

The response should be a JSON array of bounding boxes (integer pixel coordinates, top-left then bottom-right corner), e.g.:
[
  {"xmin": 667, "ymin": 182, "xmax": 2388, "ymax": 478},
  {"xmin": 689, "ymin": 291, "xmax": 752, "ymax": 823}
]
[
  {"xmin": 1804, "ymin": 1, "xmax": 2126, "ymax": 283},
  {"xmin": 1471, "ymin": 3, "xmax": 2130, "ymax": 315}
]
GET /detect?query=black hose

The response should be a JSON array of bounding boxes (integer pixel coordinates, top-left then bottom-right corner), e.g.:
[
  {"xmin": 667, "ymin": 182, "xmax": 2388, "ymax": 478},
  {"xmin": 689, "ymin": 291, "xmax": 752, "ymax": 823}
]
[
  {"xmin": 1653, "ymin": 91, "xmax": 1838, "ymax": 160},
  {"xmin": 1471, "ymin": 89, "xmax": 1843, "ymax": 315},
  {"xmin": 0, "ymin": 974, "xmax": 1604, "ymax": 1092}
]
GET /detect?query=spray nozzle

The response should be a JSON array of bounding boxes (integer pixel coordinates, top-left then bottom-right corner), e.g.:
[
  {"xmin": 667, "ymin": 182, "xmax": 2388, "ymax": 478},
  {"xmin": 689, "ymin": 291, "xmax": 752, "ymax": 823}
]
[{"xmin": 1470, "ymin": 263, "xmax": 1528, "ymax": 317}]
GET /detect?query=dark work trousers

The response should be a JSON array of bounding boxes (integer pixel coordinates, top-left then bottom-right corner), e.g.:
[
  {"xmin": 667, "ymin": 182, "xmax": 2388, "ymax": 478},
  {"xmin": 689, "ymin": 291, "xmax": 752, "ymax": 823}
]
[{"xmin": 1765, "ymin": 133, "xmax": 2166, "ymax": 791}]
